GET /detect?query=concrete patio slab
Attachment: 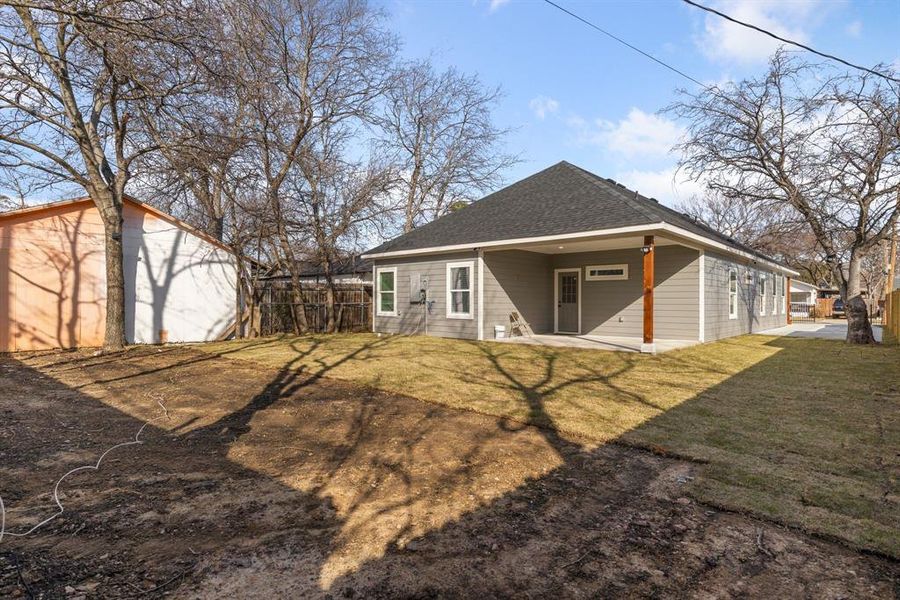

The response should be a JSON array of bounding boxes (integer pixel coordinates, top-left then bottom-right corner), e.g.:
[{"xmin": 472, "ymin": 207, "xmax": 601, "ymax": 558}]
[
  {"xmin": 756, "ymin": 321, "xmax": 883, "ymax": 342},
  {"xmin": 493, "ymin": 334, "xmax": 699, "ymax": 353}
]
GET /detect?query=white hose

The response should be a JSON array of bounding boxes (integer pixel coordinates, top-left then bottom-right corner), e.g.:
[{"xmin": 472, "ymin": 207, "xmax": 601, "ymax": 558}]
[{"xmin": 0, "ymin": 398, "xmax": 170, "ymax": 543}]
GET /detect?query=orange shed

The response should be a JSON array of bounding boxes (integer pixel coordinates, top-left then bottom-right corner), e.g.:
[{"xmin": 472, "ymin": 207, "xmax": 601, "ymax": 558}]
[{"xmin": 1, "ymin": 197, "xmax": 237, "ymax": 352}]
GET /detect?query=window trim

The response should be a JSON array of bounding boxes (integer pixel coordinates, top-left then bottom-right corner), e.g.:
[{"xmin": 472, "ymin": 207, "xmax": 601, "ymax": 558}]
[
  {"xmin": 375, "ymin": 267, "xmax": 398, "ymax": 317},
  {"xmin": 778, "ymin": 275, "xmax": 786, "ymax": 315},
  {"xmin": 758, "ymin": 272, "xmax": 767, "ymax": 316},
  {"xmin": 446, "ymin": 260, "xmax": 474, "ymax": 320},
  {"xmin": 770, "ymin": 270, "xmax": 777, "ymax": 314},
  {"xmin": 584, "ymin": 263, "xmax": 629, "ymax": 281},
  {"xmin": 728, "ymin": 269, "xmax": 738, "ymax": 320}
]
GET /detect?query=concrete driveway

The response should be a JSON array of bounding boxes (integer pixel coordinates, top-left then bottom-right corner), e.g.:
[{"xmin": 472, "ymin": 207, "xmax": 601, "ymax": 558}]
[{"xmin": 758, "ymin": 320, "xmax": 883, "ymax": 342}]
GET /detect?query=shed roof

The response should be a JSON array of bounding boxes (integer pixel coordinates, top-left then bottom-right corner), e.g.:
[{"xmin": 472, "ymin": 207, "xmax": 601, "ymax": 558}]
[
  {"xmin": 790, "ymin": 279, "xmax": 818, "ymax": 292},
  {"xmin": 0, "ymin": 195, "xmax": 233, "ymax": 254}
]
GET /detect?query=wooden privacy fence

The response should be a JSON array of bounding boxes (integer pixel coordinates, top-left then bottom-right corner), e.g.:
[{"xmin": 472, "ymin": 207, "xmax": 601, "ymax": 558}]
[
  {"xmin": 884, "ymin": 290, "xmax": 900, "ymax": 345},
  {"xmin": 257, "ymin": 281, "xmax": 372, "ymax": 335},
  {"xmin": 816, "ymin": 297, "xmax": 835, "ymax": 318}
]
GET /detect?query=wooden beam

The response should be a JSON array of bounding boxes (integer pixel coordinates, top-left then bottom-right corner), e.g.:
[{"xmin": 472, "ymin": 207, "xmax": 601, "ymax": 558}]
[
  {"xmin": 786, "ymin": 276, "xmax": 792, "ymax": 324},
  {"xmin": 642, "ymin": 235, "xmax": 655, "ymax": 353}
]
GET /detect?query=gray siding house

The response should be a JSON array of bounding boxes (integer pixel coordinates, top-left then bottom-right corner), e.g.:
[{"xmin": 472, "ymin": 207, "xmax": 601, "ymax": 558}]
[{"xmin": 362, "ymin": 162, "xmax": 796, "ymax": 352}]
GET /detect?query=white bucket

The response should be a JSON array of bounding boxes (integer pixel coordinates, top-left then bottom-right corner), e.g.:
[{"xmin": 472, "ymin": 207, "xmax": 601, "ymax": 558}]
[{"xmin": 494, "ymin": 325, "xmax": 506, "ymax": 339}]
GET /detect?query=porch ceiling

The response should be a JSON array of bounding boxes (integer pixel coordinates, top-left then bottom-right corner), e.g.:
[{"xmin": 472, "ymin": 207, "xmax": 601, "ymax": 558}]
[{"xmin": 505, "ymin": 234, "xmax": 682, "ymax": 254}]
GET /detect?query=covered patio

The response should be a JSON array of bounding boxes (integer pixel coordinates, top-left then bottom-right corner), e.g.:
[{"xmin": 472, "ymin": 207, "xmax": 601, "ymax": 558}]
[{"xmin": 480, "ymin": 230, "xmax": 700, "ymax": 354}]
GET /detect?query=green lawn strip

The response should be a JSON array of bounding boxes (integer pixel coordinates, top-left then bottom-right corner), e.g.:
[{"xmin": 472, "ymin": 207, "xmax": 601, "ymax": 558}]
[
  {"xmin": 691, "ymin": 473, "xmax": 899, "ymax": 558},
  {"xmin": 197, "ymin": 333, "xmax": 899, "ymax": 556}
]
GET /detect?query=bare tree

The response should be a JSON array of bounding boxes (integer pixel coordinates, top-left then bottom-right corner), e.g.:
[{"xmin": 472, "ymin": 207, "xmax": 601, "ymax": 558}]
[
  {"xmin": 0, "ymin": 1, "xmax": 200, "ymax": 349},
  {"xmin": 858, "ymin": 242, "xmax": 890, "ymax": 317},
  {"xmin": 129, "ymin": 5, "xmax": 261, "ymax": 337},
  {"xmin": 669, "ymin": 51, "xmax": 900, "ymax": 344},
  {"xmin": 0, "ymin": 193, "xmax": 19, "ymax": 211},
  {"xmin": 295, "ymin": 124, "xmax": 394, "ymax": 332},
  {"xmin": 378, "ymin": 59, "xmax": 517, "ymax": 233},
  {"xmin": 678, "ymin": 193, "xmax": 807, "ymax": 256},
  {"xmin": 679, "ymin": 193, "xmax": 834, "ymax": 285},
  {"xmin": 0, "ymin": 167, "xmax": 33, "ymax": 209},
  {"xmin": 136, "ymin": 100, "xmax": 251, "ymax": 241},
  {"xmin": 131, "ymin": 1, "xmax": 254, "ymax": 240},
  {"xmin": 235, "ymin": 0, "xmax": 395, "ymax": 334}
]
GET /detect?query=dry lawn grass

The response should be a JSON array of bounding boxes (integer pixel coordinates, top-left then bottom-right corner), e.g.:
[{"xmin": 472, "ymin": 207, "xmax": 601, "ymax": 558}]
[{"xmin": 199, "ymin": 333, "xmax": 900, "ymax": 557}]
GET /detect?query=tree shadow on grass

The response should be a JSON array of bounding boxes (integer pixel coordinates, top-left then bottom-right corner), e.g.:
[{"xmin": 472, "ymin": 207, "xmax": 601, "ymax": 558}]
[
  {"xmin": 2, "ymin": 335, "xmax": 896, "ymax": 598},
  {"xmin": 4, "ymin": 334, "xmax": 544, "ymax": 595},
  {"xmin": 321, "ymin": 335, "xmax": 898, "ymax": 597}
]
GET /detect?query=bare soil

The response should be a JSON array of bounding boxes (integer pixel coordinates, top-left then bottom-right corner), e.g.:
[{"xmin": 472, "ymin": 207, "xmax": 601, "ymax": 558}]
[{"xmin": 0, "ymin": 346, "xmax": 896, "ymax": 599}]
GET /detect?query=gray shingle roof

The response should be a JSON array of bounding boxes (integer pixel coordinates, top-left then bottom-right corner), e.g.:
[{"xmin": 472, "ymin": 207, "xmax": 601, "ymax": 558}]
[{"xmin": 364, "ymin": 161, "xmax": 781, "ymax": 265}]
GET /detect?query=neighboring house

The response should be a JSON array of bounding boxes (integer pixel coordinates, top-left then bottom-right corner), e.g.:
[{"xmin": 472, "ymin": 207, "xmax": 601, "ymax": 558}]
[
  {"xmin": 817, "ymin": 284, "xmax": 841, "ymax": 300},
  {"xmin": 789, "ymin": 280, "xmax": 819, "ymax": 318},
  {"xmin": 305, "ymin": 256, "xmax": 372, "ymax": 285},
  {"xmin": 362, "ymin": 162, "xmax": 798, "ymax": 352},
  {"xmin": 264, "ymin": 256, "xmax": 373, "ymax": 286},
  {"xmin": 789, "ymin": 280, "xmax": 818, "ymax": 305},
  {"xmin": 1, "ymin": 196, "xmax": 237, "ymax": 352}
]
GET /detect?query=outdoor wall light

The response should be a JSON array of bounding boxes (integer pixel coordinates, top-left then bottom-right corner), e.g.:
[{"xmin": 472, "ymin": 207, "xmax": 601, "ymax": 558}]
[{"xmin": 640, "ymin": 245, "xmax": 652, "ymax": 255}]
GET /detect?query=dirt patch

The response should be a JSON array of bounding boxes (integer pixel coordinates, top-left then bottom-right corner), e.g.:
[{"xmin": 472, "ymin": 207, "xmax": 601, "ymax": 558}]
[{"xmin": 0, "ymin": 346, "xmax": 896, "ymax": 598}]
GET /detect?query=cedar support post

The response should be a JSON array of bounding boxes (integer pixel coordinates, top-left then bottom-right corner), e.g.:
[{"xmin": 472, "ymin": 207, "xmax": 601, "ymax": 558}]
[
  {"xmin": 641, "ymin": 235, "xmax": 655, "ymax": 354},
  {"xmin": 786, "ymin": 276, "xmax": 793, "ymax": 324}
]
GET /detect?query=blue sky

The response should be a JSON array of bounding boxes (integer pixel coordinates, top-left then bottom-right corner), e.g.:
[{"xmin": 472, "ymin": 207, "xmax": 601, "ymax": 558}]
[{"xmin": 385, "ymin": 0, "xmax": 900, "ymax": 206}]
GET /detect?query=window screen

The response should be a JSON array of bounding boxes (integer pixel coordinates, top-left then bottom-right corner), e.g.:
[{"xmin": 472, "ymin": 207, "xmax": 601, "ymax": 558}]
[{"xmin": 561, "ymin": 274, "xmax": 577, "ymax": 303}]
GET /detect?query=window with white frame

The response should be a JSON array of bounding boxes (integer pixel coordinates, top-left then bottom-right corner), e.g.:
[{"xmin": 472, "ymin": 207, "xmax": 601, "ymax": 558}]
[
  {"xmin": 728, "ymin": 270, "xmax": 738, "ymax": 320},
  {"xmin": 770, "ymin": 271, "xmax": 777, "ymax": 314},
  {"xmin": 376, "ymin": 267, "xmax": 397, "ymax": 316},
  {"xmin": 446, "ymin": 261, "xmax": 473, "ymax": 318},
  {"xmin": 585, "ymin": 264, "xmax": 628, "ymax": 281},
  {"xmin": 778, "ymin": 275, "xmax": 785, "ymax": 314},
  {"xmin": 758, "ymin": 272, "xmax": 766, "ymax": 315}
]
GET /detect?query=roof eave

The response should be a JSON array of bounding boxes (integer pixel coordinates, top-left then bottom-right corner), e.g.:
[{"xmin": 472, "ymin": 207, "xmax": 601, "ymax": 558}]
[
  {"xmin": 362, "ymin": 223, "xmax": 668, "ymax": 260},
  {"xmin": 363, "ymin": 221, "xmax": 799, "ymax": 277}
]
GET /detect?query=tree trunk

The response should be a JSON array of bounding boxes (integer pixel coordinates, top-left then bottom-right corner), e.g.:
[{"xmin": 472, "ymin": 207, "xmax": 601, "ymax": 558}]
[
  {"xmin": 324, "ymin": 277, "xmax": 336, "ymax": 333},
  {"xmin": 211, "ymin": 214, "xmax": 225, "ymax": 241},
  {"xmin": 845, "ymin": 252, "xmax": 876, "ymax": 344},
  {"xmin": 101, "ymin": 208, "xmax": 127, "ymax": 351},
  {"xmin": 274, "ymin": 222, "xmax": 308, "ymax": 335},
  {"xmin": 403, "ymin": 163, "xmax": 422, "ymax": 233},
  {"xmin": 289, "ymin": 272, "xmax": 308, "ymax": 335},
  {"xmin": 321, "ymin": 257, "xmax": 337, "ymax": 333}
]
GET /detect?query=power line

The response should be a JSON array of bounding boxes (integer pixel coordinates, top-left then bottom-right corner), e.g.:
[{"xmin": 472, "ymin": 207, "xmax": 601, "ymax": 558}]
[
  {"xmin": 541, "ymin": 0, "xmax": 707, "ymax": 88},
  {"xmin": 682, "ymin": 0, "xmax": 900, "ymax": 84}
]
